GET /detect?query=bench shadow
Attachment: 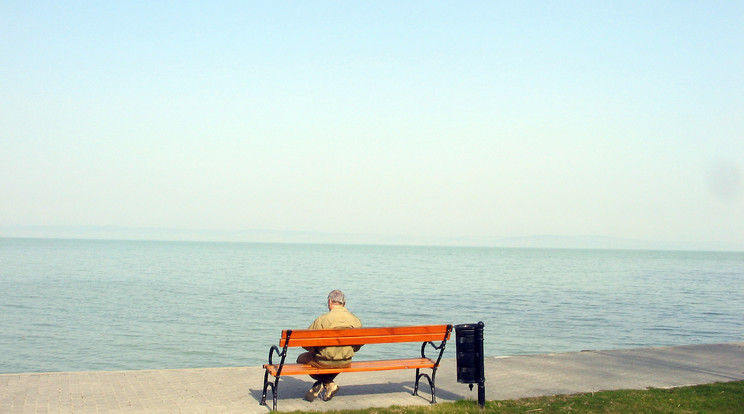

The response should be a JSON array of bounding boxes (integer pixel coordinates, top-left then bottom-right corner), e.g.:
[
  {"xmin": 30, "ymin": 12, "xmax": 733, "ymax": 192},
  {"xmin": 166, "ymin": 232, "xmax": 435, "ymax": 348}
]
[{"xmin": 249, "ymin": 376, "xmax": 462, "ymax": 403}]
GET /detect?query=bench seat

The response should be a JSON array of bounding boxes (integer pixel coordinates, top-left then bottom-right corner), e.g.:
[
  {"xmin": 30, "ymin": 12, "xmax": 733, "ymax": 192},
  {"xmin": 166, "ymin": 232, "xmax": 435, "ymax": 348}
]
[{"xmin": 264, "ymin": 357, "xmax": 437, "ymax": 376}]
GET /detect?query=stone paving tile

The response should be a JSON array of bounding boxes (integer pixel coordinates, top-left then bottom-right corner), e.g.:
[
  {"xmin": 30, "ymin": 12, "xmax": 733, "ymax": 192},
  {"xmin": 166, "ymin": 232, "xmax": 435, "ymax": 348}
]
[{"xmin": 1, "ymin": 343, "xmax": 742, "ymax": 413}]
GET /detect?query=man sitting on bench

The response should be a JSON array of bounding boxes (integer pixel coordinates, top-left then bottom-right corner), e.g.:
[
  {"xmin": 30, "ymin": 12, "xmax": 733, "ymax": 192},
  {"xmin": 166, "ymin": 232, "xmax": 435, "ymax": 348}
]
[{"xmin": 296, "ymin": 289, "xmax": 363, "ymax": 402}]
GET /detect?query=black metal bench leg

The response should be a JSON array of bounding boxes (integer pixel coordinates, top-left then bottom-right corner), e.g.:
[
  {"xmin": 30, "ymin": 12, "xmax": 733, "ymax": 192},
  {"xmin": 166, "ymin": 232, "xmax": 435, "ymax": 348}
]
[
  {"xmin": 413, "ymin": 368, "xmax": 421, "ymax": 396},
  {"xmin": 272, "ymin": 382, "xmax": 278, "ymax": 412},
  {"xmin": 430, "ymin": 368, "xmax": 438, "ymax": 404},
  {"xmin": 260, "ymin": 371, "xmax": 269, "ymax": 406},
  {"xmin": 260, "ymin": 372, "xmax": 280, "ymax": 411},
  {"xmin": 270, "ymin": 377, "xmax": 280, "ymax": 411},
  {"xmin": 414, "ymin": 371, "xmax": 437, "ymax": 404}
]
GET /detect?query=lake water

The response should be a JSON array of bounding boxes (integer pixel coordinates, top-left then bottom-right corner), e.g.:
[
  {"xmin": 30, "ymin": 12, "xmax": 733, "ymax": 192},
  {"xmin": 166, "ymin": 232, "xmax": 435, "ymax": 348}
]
[{"xmin": 1, "ymin": 238, "xmax": 742, "ymax": 374}]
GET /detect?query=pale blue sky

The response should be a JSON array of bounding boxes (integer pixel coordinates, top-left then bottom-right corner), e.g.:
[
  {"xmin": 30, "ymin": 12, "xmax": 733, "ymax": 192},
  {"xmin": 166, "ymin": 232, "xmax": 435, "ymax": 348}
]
[{"xmin": 2, "ymin": 1, "xmax": 743, "ymax": 250}]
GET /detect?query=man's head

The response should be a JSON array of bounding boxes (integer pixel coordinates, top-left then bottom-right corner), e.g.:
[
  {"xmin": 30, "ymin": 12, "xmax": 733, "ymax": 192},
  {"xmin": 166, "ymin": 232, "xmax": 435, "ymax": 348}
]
[{"xmin": 327, "ymin": 289, "xmax": 346, "ymax": 307}]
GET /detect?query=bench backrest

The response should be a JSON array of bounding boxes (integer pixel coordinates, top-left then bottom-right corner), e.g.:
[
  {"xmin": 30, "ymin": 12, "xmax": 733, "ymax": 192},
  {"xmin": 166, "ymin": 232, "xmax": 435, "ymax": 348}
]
[{"xmin": 279, "ymin": 324, "xmax": 452, "ymax": 348}]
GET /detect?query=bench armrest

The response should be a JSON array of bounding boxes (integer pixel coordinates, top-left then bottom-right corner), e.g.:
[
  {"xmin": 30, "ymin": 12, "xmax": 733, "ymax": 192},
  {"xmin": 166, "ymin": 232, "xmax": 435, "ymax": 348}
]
[
  {"xmin": 420, "ymin": 324, "xmax": 452, "ymax": 367},
  {"xmin": 267, "ymin": 345, "xmax": 283, "ymax": 365}
]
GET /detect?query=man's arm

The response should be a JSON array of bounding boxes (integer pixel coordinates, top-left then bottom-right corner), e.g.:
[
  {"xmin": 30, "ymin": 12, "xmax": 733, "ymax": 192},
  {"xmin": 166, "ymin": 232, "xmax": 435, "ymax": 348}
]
[{"xmin": 303, "ymin": 316, "xmax": 324, "ymax": 352}]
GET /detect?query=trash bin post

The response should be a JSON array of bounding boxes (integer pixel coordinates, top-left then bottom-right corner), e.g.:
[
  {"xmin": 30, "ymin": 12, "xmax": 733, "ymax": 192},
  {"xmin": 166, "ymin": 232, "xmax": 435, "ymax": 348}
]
[{"xmin": 455, "ymin": 321, "xmax": 485, "ymax": 408}]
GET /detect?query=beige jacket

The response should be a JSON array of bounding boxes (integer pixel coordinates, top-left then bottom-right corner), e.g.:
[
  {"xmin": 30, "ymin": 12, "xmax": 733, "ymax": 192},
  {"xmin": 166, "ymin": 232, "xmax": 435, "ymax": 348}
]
[{"xmin": 306, "ymin": 307, "xmax": 363, "ymax": 362}]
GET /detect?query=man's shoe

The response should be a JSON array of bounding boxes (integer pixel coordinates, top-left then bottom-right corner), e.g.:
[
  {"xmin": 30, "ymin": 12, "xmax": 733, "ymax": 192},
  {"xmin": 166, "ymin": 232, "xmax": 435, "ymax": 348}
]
[
  {"xmin": 304, "ymin": 381, "xmax": 323, "ymax": 402},
  {"xmin": 323, "ymin": 382, "xmax": 339, "ymax": 401}
]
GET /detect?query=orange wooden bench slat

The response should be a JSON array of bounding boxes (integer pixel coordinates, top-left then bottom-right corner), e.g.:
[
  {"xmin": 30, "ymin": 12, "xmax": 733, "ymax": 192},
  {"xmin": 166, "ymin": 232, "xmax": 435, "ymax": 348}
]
[
  {"xmin": 264, "ymin": 357, "xmax": 436, "ymax": 376},
  {"xmin": 281, "ymin": 333, "xmax": 447, "ymax": 347},
  {"xmin": 283, "ymin": 325, "xmax": 449, "ymax": 338},
  {"xmin": 279, "ymin": 324, "xmax": 451, "ymax": 347}
]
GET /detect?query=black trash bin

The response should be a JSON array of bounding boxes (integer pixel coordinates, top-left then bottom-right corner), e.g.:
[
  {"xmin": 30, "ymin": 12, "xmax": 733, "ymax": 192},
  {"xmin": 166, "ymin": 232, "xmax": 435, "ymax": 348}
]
[{"xmin": 455, "ymin": 321, "xmax": 485, "ymax": 408}]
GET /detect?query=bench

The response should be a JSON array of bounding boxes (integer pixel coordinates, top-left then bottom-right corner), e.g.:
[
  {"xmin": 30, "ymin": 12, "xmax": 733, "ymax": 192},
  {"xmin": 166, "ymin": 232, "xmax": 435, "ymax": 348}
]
[{"xmin": 260, "ymin": 324, "xmax": 453, "ymax": 411}]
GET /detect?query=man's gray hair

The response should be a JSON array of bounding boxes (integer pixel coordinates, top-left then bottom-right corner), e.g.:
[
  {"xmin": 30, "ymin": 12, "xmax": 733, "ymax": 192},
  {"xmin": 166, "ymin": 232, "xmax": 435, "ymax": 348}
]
[{"xmin": 328, "ymin": 289, "xmax": 346, "ymax": 306}]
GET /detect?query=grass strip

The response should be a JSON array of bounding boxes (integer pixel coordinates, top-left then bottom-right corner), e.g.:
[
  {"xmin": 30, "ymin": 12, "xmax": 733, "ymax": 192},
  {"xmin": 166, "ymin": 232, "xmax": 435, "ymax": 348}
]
[{"xmin": 288, "ymin": 380, "xmax": 743, "ymax": 413}]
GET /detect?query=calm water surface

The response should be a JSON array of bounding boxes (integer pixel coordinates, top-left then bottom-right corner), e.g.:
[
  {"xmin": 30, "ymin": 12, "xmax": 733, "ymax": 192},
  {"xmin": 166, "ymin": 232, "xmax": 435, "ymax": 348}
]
[{"xmin": 1, "ymin": 238, "xmax": 742, "ymax": 373}]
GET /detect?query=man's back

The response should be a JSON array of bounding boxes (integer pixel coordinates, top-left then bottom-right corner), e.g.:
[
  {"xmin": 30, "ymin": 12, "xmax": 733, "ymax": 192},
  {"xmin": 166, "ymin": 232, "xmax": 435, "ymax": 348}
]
[
  {"xmin": 309, "ymin": 306, "xmax": 362, "ymax": 330},
  {"xmin": 308, "ymin": 306, "xmax": 362, "ymax": 362}
]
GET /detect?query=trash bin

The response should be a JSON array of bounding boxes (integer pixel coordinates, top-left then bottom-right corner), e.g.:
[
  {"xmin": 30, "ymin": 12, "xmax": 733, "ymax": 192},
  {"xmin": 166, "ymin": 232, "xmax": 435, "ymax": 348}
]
[{"xmin": 455, "ymin": 321, "xmax": 485, "ymax": 408}]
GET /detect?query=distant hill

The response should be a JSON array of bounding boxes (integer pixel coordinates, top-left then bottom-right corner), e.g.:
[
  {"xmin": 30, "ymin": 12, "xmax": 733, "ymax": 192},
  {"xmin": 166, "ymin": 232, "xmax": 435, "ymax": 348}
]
[{"xmin": 0, "ymin": 225, "xmax": 739, "ymax": 251}]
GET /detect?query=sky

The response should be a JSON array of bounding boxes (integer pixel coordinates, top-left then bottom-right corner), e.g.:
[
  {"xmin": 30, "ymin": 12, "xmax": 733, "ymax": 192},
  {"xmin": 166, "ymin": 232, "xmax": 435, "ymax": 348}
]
[{"xmin": 1, "ymin": 1, "xmax": 743, "ymax": 250}]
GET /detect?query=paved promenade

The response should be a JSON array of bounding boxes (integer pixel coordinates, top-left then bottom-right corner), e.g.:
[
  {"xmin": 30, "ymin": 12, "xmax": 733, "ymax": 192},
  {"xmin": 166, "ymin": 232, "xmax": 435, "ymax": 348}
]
[{"xmin": 2, "ymin": 343, "xmax": 743, "ymax": 413}]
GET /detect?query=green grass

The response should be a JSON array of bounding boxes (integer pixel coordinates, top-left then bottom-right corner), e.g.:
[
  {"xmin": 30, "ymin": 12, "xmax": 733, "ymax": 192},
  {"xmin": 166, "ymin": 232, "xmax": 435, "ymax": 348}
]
[{"xmin": 287, "ymin": 381, "xmax": 744, "ymax": 413}]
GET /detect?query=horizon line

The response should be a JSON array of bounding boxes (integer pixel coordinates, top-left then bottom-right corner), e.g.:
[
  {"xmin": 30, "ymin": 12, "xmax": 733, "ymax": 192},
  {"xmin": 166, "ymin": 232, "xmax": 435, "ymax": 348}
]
[{"xmin": 1, "ymin": 225, "xmax": 742, "ymax": 253}]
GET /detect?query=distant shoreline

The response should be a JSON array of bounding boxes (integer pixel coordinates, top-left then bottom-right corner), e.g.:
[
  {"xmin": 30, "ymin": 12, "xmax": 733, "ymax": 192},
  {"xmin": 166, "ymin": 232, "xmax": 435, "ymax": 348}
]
[{"xmin": 1, "ymin": 227, "xmax": 741, "ymax": 252}]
